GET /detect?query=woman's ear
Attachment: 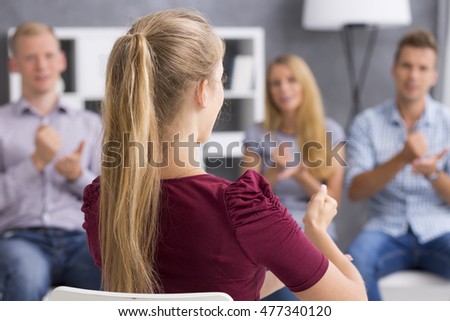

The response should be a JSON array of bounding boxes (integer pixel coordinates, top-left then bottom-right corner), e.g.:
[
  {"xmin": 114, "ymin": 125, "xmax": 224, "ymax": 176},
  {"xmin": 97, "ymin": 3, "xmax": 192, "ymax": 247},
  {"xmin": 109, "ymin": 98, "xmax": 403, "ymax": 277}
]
[{"xmin": 195, "ymin": 79, "xmax": 208, "ymax": 108}]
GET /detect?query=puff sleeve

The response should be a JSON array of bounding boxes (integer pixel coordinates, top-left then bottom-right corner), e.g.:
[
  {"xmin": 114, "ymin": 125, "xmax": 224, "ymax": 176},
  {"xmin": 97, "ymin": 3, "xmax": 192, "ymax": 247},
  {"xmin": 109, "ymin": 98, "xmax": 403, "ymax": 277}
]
[
  {"xmin": 81, "ymin": 176, "xmax": 102, "ymax": 269},
  {"xmin": 225, "ymin": 170, "xmax": 328, "ymax": 293}
]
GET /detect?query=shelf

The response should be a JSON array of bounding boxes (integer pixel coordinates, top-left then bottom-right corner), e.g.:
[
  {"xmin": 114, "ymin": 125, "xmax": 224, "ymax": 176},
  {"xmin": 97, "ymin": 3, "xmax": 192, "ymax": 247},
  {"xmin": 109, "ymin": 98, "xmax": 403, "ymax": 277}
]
[
  {"xmin": 206, "ymin": 132, "xmax": 245, "ymax": 158},
  {"xmin": 224, "ymin": 90, "xmax": 255, "ymax": 99}
]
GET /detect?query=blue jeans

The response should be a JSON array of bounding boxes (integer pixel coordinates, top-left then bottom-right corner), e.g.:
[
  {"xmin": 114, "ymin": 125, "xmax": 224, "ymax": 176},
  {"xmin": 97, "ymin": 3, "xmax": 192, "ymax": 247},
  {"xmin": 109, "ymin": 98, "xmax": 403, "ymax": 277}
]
[
  {"xmin": 347, "ymin": 229, "xmax": 450, "ymax": 300},
  {"xmin": 260, "ymin": 287, "xmax": 300, "ymax": 301},
  {"xmin": 0, "ymin": 228, "xmax": 101, "ymax": 300}
]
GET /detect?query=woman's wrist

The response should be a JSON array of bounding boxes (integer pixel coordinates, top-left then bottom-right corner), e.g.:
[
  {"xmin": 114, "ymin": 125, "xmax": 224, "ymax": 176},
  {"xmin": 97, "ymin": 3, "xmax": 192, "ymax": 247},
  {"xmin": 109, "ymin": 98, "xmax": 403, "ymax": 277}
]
[{"xmin": 304, "ymin": 223, "xmax": 328, "ymax": 241}]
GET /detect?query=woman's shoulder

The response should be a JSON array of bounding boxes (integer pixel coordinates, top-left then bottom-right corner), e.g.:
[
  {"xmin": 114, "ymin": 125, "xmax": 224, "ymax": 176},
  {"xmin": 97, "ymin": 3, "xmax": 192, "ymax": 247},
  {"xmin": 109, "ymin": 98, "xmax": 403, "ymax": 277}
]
[
  {"xmin": 324, "ymin": 117, "xmax": 343, "ymax": 132},
  {"xmin": 226, "ymin": 169, "xmax": 270, "ymax": 196},
  {"xmin": 224, "ymin": 170, "xmax": 287, "ymax": 226},
  {"xmin": 243, "ymin": 122, "xmax": 267, "ymax": 140},
  {"xmin": 81, "ymin": 176, "xmax": 101, "ymax": 215},
  {"xmin": 324, "ymin": 117, "xmax": 345, "ymax": 141},
  {"xmin": 85, "ymin": 176, "xmax": 101, "ymax": 195}
]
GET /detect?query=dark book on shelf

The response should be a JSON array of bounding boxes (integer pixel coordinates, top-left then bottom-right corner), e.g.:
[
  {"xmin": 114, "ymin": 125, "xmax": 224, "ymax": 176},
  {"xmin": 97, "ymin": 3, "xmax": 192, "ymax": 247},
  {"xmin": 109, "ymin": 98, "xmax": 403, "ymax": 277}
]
[{"xmin": 60, "ymin": 39, "xmax": 76, "ymax": 93}]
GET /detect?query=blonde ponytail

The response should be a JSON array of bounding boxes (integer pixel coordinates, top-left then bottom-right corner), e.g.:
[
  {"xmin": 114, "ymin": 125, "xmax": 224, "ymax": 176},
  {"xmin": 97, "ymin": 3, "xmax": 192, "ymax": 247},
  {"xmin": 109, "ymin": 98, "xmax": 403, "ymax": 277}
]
[{"xmin": 101, "ymin": 33, "xmax": 161, "ymax": 293}]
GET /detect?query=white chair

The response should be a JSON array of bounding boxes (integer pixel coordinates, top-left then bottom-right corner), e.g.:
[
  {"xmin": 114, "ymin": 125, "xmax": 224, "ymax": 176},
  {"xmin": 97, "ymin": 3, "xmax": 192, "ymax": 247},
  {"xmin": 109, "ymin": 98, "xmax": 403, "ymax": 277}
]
[
  {"xmin": 379, "ymin": 270, "xmax": 450, "ymax": 301},
  {"xmin": 48, "ymin": 286, "xmax": 233, "ymax": 301}
]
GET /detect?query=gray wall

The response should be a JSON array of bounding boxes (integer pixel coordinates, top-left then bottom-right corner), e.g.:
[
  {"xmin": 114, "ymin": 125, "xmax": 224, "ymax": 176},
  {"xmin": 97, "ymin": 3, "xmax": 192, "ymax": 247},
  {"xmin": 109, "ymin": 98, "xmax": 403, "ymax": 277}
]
[{"xmin": 0, "ymin": 0, "xmax": 445, "ymax": 249}]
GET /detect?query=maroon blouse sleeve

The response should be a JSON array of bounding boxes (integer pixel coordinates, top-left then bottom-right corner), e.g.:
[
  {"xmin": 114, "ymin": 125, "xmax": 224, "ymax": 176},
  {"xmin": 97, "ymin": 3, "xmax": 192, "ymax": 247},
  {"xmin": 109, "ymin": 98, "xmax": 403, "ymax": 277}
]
[
  {"xmin": 81, "ymin": 176, "xmax": 102, "ymax": 269},
  {"xmin": 224, "ymin": 170, "xmax": 329, "ymax": 293}
]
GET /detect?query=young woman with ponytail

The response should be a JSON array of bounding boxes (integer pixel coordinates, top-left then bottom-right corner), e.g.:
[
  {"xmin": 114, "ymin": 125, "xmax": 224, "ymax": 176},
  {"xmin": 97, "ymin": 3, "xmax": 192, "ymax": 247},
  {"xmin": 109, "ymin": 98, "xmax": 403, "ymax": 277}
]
[{"xmin": 82, "ymin": 9, "xmax": 367, "ymax": 301}]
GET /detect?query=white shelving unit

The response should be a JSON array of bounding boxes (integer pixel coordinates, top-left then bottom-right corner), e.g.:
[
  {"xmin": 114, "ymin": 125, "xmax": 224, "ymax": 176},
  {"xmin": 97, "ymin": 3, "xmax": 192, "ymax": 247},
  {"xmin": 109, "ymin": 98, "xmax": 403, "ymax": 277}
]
[
  {"xmin": 206, "ymin": 27, "xmax": 265, "ymax": 180},
  {"xmin": 8, "ymin": 26, "xmax": 265, "ymax": 181}
]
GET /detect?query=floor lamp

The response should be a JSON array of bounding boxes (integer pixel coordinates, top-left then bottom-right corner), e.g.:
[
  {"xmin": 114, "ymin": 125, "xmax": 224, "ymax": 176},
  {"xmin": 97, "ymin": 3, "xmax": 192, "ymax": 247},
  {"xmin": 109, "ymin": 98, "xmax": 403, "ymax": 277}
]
[{"xmin": 302, "ymin": 0, "xmax": 412, "ymax": 129}]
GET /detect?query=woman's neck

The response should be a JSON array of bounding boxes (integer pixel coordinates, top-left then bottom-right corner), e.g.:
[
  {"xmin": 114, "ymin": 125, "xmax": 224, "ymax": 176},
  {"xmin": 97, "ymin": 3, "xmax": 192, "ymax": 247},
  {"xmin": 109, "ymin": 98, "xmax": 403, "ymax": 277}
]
[
  {"xmin": 160, "ymin": 133, "xmax": 204, "ymax": 179},
  {"xmin": 279, "ymin": 114, "xmax": 297, "ymax": 135}
]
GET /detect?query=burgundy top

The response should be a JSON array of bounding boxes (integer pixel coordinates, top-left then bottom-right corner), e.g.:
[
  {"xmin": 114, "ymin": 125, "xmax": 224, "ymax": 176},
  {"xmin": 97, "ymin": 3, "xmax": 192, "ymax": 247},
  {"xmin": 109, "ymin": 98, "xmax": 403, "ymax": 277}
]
[{"xmin": 82, "ymin": 170, "xmax": 328, "ymax": 300}]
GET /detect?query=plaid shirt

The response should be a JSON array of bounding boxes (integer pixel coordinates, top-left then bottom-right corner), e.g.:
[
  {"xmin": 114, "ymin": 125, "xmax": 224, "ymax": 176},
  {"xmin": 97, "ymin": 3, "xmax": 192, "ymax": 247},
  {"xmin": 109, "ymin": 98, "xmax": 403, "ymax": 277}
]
[{"xmin": 346, "ymin": 96, "xmax": 450, "ymax": 243}]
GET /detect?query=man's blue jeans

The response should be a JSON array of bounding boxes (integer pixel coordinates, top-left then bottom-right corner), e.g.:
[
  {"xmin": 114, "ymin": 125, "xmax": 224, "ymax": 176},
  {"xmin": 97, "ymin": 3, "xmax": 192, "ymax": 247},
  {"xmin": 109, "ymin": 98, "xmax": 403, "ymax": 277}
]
[
  {"xmin": 348, "ymin": 229, "xmax": 450, "ymax": 300},
  {"xmin": 260, "ymin": 287, "xmax": 299, "ymax": 301},
  {"xmin": 0, "ymin": 228, "xmax": 101, "ymax": 300}
]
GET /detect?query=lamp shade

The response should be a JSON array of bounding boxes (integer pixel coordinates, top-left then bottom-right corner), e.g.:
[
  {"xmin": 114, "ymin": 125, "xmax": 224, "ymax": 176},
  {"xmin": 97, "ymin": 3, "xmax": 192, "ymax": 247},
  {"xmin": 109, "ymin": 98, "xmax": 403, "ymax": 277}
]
[{"xmin": 302, "ymin": 0, "xmax": 412, "ymax": 30}]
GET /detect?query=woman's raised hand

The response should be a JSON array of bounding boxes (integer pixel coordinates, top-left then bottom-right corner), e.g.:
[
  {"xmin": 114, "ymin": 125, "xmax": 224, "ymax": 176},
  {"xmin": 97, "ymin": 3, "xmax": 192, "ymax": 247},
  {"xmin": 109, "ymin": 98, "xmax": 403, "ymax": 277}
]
[{"xmin": 303, "ymin": 185, "xmax": 338, "ymax": 232}]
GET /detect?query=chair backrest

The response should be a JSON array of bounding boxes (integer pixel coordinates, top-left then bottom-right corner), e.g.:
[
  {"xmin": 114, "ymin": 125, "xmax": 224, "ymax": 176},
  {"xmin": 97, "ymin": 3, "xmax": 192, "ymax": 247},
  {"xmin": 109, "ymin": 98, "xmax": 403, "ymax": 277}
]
[{"xmin": 48, "ymin": 286, "xmax": 233, "ymax": 301}]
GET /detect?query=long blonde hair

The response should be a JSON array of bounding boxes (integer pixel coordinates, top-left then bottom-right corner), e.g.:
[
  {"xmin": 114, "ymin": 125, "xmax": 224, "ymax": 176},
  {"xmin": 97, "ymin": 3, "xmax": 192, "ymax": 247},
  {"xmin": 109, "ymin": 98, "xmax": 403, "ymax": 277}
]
[
  {"xmin": 100, "ymin": 9, "xmax": 224, "ymax": 293},
  {"xmin": 263, "ymin": 54, "xmax": 333, "ymax": 180}
]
